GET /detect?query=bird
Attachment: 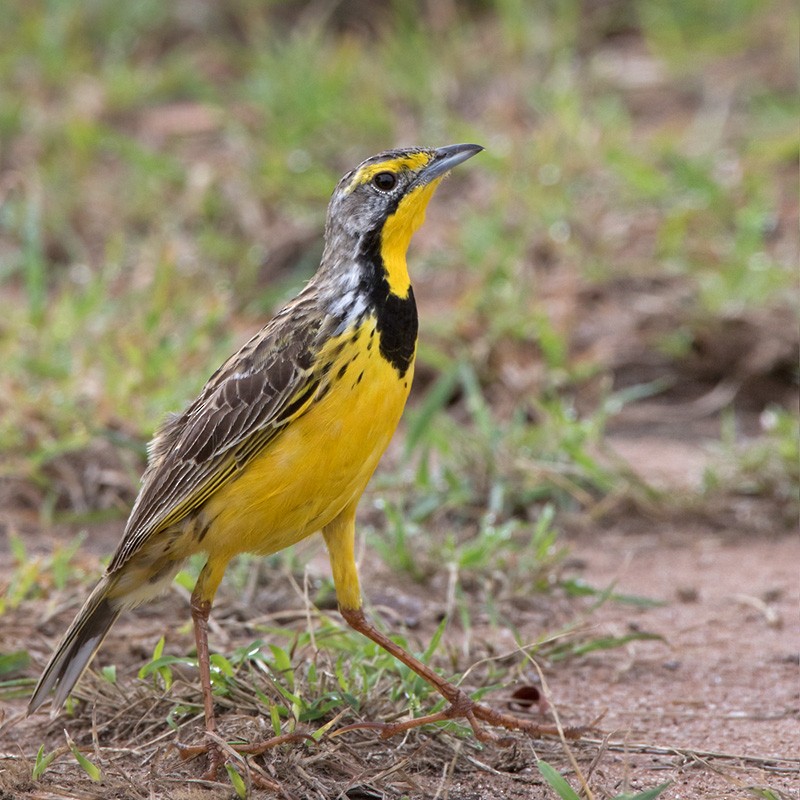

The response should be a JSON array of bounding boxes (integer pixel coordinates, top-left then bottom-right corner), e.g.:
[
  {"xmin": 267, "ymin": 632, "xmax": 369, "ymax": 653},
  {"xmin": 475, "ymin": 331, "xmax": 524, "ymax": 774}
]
[{"xmin": 28, "ymin": 143, "xmax": 566, "ymax": 777}]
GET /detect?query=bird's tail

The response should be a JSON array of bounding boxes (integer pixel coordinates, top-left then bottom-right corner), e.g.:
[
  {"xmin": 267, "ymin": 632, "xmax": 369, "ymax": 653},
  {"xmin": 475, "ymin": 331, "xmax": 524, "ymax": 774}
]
[{"xmin": 28, "ymin": 576, "xmax": 122, "ymax": 715}]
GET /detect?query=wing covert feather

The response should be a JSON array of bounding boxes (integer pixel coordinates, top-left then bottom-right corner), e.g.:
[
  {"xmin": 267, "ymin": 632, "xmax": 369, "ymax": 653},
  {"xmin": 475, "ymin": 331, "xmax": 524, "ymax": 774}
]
[{"xmin": 109, "ymin": 308, "xmax": 327, "ymax": 572}]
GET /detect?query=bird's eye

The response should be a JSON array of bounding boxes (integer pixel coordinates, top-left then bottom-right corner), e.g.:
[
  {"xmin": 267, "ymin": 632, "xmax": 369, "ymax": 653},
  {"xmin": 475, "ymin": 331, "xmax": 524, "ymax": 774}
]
[{"xmin": 372, "ymin": 171, "xmax": 397, "ymax": 191}]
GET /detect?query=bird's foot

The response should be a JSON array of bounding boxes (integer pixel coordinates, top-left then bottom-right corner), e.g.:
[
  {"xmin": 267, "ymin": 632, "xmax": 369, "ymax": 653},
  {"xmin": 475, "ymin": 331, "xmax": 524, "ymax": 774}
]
[
  {"xmin": 331, "ymin": 688, "xmax": 584, "ymax": 745},
  {"xmin": 176, "ymin": 735, "xmax": 226, "ymax": 782},
  {"xmin": 177, "ymin": 730, "xmax": 313, "ymax": 782}
]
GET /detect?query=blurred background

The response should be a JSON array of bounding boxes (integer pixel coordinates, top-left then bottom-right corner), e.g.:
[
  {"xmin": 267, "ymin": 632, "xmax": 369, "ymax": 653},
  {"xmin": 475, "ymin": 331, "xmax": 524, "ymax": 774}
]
[
  {"xmin": 1, "ymin": 0, "xmax": 796, "ymax": 524},
  {"xmin": 0, "ymin": 1, "xmax": 797, "ymax": 796}
]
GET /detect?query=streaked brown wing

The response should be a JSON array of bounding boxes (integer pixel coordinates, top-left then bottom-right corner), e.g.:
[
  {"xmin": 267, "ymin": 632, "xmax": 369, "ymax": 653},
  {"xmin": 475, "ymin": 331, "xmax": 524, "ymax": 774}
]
[{"xmin": 108, "ymin": 300, "xmax": 327, "ymax": 572}]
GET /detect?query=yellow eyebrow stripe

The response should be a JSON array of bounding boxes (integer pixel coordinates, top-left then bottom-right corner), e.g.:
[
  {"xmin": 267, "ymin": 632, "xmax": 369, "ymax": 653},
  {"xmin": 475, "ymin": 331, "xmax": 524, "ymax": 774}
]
[{"xmin": 345, "ymin": 152, "xmax": 431, "ymax": 193}]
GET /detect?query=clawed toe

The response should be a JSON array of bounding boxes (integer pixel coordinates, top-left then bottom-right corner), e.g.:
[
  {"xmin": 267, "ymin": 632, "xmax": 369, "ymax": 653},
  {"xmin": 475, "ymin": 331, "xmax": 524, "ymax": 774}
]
[
  {"xmin": 329, "ymin": 690, "xmax": 581, "ymax": 746},
  {"xmin": 176, "ymin": 730, "xmax": 312, "ymax": 781},
  {"xmin": 176, "ymin": 736, "xmax": 226, "ymax": 781},
  {"xmin": 233, "ymin": 731, "xmax": 315, "ymax": 756}
]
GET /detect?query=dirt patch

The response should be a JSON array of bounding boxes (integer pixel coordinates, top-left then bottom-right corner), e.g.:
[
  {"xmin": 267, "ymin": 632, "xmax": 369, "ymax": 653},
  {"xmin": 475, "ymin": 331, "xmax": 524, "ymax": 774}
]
[{"xmin": 557, "ymin": 528, "xmax": 799, "ymax": 799}]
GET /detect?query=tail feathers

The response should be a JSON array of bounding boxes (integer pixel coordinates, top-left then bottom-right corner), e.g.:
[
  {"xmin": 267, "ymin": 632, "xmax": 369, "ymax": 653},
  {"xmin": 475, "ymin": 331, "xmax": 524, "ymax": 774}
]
[{"xmin": 28, "ymin": 578, "xmax": 122, "ymax": 715}]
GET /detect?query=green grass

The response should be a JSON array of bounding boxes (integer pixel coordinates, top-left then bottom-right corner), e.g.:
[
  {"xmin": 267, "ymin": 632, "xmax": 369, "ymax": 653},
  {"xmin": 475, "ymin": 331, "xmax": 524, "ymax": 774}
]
[
  {"xmin": 703, "ymin": 406, "xmax": 800, "ymax": 515},
  {"xmin": 0, "ymin": 532, "xmax": 88, "ymax": 613},
  {"xmin": 538, "ymin": 759, "xmax": 670, "ymax": 799}
]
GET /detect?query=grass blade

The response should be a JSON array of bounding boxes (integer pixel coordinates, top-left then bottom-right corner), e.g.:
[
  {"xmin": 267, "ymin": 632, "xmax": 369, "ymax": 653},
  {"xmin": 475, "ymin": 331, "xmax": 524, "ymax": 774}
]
[{"xmin": 537, "ymin": 760, "xmax": 581, "ymax": 800}]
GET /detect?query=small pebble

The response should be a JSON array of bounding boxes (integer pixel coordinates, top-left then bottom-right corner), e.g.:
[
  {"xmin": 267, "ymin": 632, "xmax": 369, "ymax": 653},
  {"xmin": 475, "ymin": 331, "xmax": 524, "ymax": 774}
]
[{"xmin": 676, "ymin": 586, "xmax": 699, "ymax": 603}]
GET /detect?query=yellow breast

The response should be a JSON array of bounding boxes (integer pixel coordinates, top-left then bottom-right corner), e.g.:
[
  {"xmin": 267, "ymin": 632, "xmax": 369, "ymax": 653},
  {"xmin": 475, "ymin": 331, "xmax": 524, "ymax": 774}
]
[{"xmin": 200, "ymin": 317, "xmax": 414, "ymax": 561}]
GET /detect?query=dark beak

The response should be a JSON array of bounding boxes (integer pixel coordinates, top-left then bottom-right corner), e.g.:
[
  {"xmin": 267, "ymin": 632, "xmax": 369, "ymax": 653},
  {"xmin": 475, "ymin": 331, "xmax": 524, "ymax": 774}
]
[{"xmin": 416, "ymin": 143, "xmax": 484, "ymax": 185}]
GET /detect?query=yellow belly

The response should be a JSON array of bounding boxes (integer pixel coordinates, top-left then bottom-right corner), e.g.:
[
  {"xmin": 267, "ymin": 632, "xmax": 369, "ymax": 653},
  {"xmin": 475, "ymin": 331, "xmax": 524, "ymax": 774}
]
[{"xmin": 200, "ymin": 320, "xmax": 414, "ymax": 562}]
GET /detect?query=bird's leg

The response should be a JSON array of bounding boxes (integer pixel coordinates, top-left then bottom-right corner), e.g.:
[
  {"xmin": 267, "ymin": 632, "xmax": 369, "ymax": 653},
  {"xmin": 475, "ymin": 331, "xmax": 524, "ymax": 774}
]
[
  {"xmin": 176, "ymin": 590, "xmax": 226, "ymax": 780},
  {"xmin": 334, "ymin": 606, "xmax": 578, "ymax": 744},
  {"xmin": 192, "ymin": 596, "xmax": 217, "ymax": 736},
  {"xmin": 323, "ymin": 509, "xmax": 579, "ymax": 745},
  {"xmin": 177, "ymin": 564, "xmax": 311, "ymax": 780}
]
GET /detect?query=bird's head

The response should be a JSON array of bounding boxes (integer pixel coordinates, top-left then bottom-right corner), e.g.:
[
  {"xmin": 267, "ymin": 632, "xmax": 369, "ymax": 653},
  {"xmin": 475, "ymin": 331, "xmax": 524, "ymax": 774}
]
[{"xmin": 323, "ymin": 143, "xmax": 483, "ymax": 297}]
